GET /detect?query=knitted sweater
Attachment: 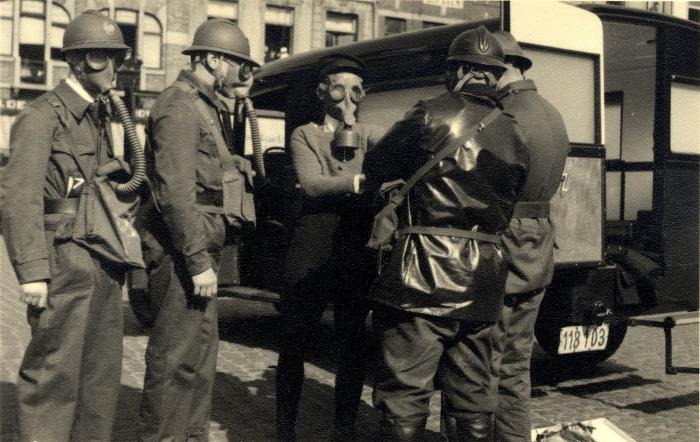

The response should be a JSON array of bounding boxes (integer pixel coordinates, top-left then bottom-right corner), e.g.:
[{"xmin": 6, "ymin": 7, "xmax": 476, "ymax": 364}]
[{"xmin": 289, "ymin": 122, "xmax": 384, "ymax": 198}]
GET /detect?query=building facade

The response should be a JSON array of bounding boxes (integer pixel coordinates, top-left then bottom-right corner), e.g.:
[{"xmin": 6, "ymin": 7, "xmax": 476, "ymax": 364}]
[{"xmin": 0, "ymin": 0, "xmax": 697, "ymax": 155}]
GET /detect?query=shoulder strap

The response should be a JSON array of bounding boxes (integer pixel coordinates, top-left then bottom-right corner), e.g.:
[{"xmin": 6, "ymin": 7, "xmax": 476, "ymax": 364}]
[
  {"xmin": 172, "ymin": 81, "xmax": 238, "ymax": 177},
  {"xmin": 397, "ymin": 107, "xmax": 501, "ymax": 202},
  {"xmin": 47, "ymin": 93, "xmax": 92, "ymax": 180}
]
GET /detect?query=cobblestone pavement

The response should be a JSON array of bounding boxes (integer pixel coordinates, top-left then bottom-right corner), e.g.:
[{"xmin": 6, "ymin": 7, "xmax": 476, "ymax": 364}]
[{"xmin": 1, "ymin": 236, "xmax": 698, "ymax": 441}]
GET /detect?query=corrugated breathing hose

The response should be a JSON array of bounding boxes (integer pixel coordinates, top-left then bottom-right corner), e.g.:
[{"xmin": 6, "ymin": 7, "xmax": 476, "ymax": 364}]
[
  {"xmin": 242, "ymin": 96, "xmax": 265, "ymax": 180},
  {"xmin": 109, "ymin": 89, "xmax": 147, "ymax": 196}
]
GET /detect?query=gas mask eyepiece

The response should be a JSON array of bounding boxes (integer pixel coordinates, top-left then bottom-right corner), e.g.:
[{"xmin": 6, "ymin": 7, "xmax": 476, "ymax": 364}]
[
  {"xmin": 328, "ymin": 84, "xmax": 364, "ymax": 103},
  {"xmin": 85, "ymin": 49, "xmax": 129, "ymax": 72}
]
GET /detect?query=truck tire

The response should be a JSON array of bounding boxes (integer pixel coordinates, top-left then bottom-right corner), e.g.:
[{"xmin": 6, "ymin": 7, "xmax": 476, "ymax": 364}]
[{"xmin": 534, "ymin": 311, "xmax": 627, "ymax": 368}]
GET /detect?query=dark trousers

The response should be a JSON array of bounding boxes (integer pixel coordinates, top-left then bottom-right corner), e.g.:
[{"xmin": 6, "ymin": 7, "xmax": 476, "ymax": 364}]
[
  {"xmin": 276, "ymin": 281, "xmax": 370, "ymax": 439},
  {"xmin": 139, "ymin": 252, "xmax": 219, "ymax": 442},
  {"xmin": 372, "ymin": 305, "xmax": 495, "ymax": 430},
  {"xmin": 492, "ymin": 290, "xmax": 544, "ymax": 442},
  {"xmin": 17, "ymin": 240, "xmax": 124, "ymax": 442}
]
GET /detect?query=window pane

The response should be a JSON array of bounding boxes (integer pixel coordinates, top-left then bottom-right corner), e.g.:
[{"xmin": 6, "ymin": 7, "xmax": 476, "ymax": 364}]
[
  {"xmin": 624, "ymin": 171, "xmax": 653, "ymax": 220},
  {"xmin": 359, "ymin": 84, "xmax": 445, "ymax": 132},
  {"xmin": 1, "ymin": 17, "xmax": 11, "ymax": 54},
  {"xmin": 50, "ymin": 26, "xmax": 63, "ymax": 49},
  {"xmin": 115, "ymin": 9, "xmax": 137, "ymax": 25},
  {"xmin": 143, "ymin": 33, "xmax": 161, "ymax": 68},
  {"xmin": 21, "ymin": 0, "xmax": 44, "ymax": 15},
  {"xmin": 143, "ymin": 14, "xmax": 161, "ymax": 33},
  {"xmin": 605, "ymin": 96, "xmax": 622, "ymax": 159},
  {"xmin": 265, "ymin": 6, "xmax": 293, "ymax": 26},
  {"xmin": 1, "ymin": 1, "xmax": 12, "ymax": 17},
  {"xmin": 52, "ymin": 4, "xmax": 69, "ymax": 24},
  {"xmin": 523, "ymin": 48, "xmax": 596, "ymax": 144},
  {"xmin": 20, "ymin": 16, "xmax": 45, "ymax": 45},
  {"xmin": 326, "ymin": 12, "xmax": 356, "ymax": 33},
  {"xmin": 208, "ymin": 1, "xmax": 238, "ymax": 20},
  {"xmin": 670, "ymin": 82, "xmax": 700, "ymax": 155},
  {"xmin": 384, "ymin": 17, "xmax": 406, "ymax": 35}
]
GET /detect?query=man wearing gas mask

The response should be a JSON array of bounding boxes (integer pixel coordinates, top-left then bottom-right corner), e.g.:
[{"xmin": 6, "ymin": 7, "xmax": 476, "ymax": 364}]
[
  {"xmin": 276, "ymin": 55, "xmax": 384, "ymax": 441},
  {"xmin": 136, "ymin": 19, "xmax": 258, "ymax": 441},
  {"xmin": 1, "ymin": 10, "xmax": 136, "ymax": 441},
  {"xmin": 362, "ymin": 26, "xmax": 528, "ymax": 441}
]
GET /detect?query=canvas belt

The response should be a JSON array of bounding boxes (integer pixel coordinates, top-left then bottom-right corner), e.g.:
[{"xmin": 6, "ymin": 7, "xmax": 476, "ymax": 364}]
[
  {"xmin": 512, "ymin": 201, "xmax": 550, "ymax": 218},
  {"xmin": 398, "ymin": 226, "xmax": 501, "ymax": 244}
]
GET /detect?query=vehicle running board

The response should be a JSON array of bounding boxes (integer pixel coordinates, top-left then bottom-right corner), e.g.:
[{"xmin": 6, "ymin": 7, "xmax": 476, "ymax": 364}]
[{"xmin": 627, "ymin": 311, "xmax": 699, "ymax": 375}]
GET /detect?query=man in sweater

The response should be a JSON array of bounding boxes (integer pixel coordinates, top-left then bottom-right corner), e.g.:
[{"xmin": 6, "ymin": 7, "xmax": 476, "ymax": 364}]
[{"xmin": 276, "ymin": 55, "xmax": 384, "ymax": 441}]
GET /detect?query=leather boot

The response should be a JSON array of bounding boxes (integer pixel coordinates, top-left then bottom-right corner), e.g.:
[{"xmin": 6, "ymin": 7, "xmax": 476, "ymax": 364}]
[
  {"xmin": 379, "ymin": 419, "xmax": 426, "ymax": 441},
  {"xmin": 444, "ymin": 414, "xmax": 494, "ymax": 441}
]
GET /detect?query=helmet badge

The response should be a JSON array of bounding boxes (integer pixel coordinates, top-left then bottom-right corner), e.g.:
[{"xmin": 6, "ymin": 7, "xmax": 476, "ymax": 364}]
[
  {"xmin": 478, "ymin": 30, "xmax": 490, "ymax": 54},
  {"xmin": 103, "ymin": 21, "xmax": 116, "ymax": 35}
]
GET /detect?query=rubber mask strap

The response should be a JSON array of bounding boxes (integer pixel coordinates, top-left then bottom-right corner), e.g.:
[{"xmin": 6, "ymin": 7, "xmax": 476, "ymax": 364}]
[{"xmin": 453, "ymin": 66, "xmax": 475, "ymax": 93}]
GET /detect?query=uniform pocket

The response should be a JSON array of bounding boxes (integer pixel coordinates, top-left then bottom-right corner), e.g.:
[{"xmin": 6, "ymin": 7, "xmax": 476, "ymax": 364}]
[{"xmin": 196, "ymin": 141, "xmax": 222, "ymax": 189}]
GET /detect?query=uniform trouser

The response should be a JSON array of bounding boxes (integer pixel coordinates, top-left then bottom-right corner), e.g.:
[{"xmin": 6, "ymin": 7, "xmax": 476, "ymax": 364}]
[
  {"xmin": 138, "ymin": 251, "xmax": 219, "ymax": 442},
  {"xmin": 372, "ymin": 305, "xmax": 495, "ymax": 432},
  {"xmin": 17, "ymin": 239, "xmax": 124, "ymax": 442},
  {"xmin": 276, "ymin": 284, "xmax": 370, "ymax": 439},
  {"xmin": 491, "ymin": 290, "xmax": 544, "ymax": 442}
]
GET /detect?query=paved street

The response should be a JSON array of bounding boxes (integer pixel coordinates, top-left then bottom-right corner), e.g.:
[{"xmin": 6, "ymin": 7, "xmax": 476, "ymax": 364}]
[{"xmin": 1, "ymin": 236, "xmax": 698, "ymax": 441}]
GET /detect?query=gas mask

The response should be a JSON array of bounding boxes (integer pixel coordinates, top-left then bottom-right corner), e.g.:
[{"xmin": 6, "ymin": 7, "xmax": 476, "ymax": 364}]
[
  {"xmin": 73, "ymin": 49, "xmax": 128, "ymax": 95},
  {"xmin": 449, "ymin": 64, "xmax": 500, "ymax": 93},
  {"xmin": 212, "ymin": 54, "xmax": 254, "ymax": 99},
  {"xmin": 317, "ymin": 72, "xmax": 365, "ymax": 151}
]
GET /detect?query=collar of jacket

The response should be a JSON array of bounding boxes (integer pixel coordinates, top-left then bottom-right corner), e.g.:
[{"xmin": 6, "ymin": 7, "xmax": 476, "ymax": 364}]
[
  {"xmin": 457, "ymin": 84, "xmax": 502, "ymax": 109},
  {"xmin": 497, "ymin": 79, "xmax": 537, "ymax": 100},
  {"xmin": 177, "ymin": 69, "xmax": 227, "ymax": 111},
  {"xmin": 54, "ymin": 80, "xmax": 92, "ymax": 121}
]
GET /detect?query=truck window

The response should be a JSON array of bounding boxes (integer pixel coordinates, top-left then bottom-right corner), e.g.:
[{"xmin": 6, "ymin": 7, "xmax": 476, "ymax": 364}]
[
  {"xmin": 522, "ymin": 47, "xmax": 597, "ymax": 145},
  {"xmin": 670, "ymin": 81, "xmax": 700, "ymax": 155},
  {"xmin": 359, "ymin": 84, "xmax": 445, "ymax": 133}
]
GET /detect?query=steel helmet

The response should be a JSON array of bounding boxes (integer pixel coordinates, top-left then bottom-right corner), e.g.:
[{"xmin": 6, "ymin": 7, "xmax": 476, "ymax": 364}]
[
  {"xmin": 447, "ymin": 25, "xmax": 506, "ymax": 70},
  {"xmin": 62, "ymin": 10, "xmax": 130, "ymax": 53},
  {"xmin": 493, "ymin": 31, "xmax": 533, "ymax": 71},
  {"xmin": 183, "ymin": 19, "xmax": 260, "ymax": 67}
]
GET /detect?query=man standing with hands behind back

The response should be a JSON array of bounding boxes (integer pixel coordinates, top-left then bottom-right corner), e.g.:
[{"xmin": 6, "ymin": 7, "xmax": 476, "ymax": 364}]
[
  {"xmin": 137, "ymin": 18, "xmax": 259, "ymax": 441},
  {"xmin": 491, "ymin": 30, "xmax": 570, "ymax": 442}
]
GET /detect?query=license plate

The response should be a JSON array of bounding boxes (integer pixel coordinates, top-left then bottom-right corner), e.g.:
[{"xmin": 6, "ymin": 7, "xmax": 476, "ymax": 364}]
[{"xmin": 558, "ymin": 324, "xmax": 609, "ymax": 354}]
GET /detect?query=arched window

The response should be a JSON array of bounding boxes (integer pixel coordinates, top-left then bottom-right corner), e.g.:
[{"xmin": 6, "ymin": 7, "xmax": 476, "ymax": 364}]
[
  {"xmin": 142, "ymin": 14, "xmax": 161, "ymax": 69},
  {"xmin": 101, "ymin": 8, "xmax": 161, "ymax": 69},
  {"xmin": 51, "ymin": 3, "xmax": 70, "ymax": 60},
  {"xmin": 0, "ymin": 0, "xmax": 12, "ymax": 55},
  {"xmin": 19, "ymin": 0, "xmax": 46, "ymax": 83},
  {"xmin": 113, "ymin": 8, "xmax": 138, "ymax": 54}
]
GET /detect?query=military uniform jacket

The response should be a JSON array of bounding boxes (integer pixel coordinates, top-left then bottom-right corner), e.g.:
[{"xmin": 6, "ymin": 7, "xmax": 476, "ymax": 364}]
[
  {"xmin": 140, "ymin": 70, "xmax": 245, "ymax": 276},
  {"xmin": 1, "ymin": 81, "xmax": 113, "ymax": 284},
  {"xmin": 363, "ymin": 88, "xmax": 529, "ymax": 321},
  {"xmin": 498, "ymin": 79, "xmax": 570, "ymax": 294}
]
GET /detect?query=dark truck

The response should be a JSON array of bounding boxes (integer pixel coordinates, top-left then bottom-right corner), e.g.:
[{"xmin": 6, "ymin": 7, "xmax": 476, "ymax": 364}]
[{"xmin": 136, "ymin": 2, "xmax": 699, "ymax": 372}]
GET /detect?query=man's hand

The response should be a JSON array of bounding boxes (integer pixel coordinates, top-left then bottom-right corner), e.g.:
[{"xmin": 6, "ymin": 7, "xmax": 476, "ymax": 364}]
[
  {"xmin": 19, "ymin": 281, "xmax": 49, "ymax": 308},
  {"xmin": 192, "ymin": 268, "xmax": 218, "ymax": 298}
]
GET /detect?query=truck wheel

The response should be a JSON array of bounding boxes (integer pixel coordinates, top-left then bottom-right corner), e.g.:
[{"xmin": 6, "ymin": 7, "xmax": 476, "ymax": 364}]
[{"xmin": 534, "ymin": 314, "xmax": 628, "ymax": 369}]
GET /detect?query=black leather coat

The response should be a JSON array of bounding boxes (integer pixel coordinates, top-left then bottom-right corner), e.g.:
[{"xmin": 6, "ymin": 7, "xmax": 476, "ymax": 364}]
[{"xmin": 363, "ymin": 87, "xmax": 528, "ymax": 321}]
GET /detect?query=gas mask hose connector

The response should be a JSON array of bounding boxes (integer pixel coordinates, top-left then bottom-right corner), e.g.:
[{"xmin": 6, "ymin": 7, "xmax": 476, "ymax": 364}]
[
  {"xmin": 242, "ymin": 96, "xmax": 265, "ymax": 180},
  {"xmin": 109, "ymin": 89, "xmax": 147, "ymax": 195}
]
